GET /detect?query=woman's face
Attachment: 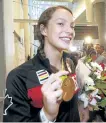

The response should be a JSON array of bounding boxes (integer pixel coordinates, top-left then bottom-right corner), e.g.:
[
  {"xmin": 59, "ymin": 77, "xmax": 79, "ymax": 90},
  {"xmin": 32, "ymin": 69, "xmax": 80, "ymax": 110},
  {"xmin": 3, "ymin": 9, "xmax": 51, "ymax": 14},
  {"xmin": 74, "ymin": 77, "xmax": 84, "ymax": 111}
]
[{"xmin": 42, "ymin": 8, "xmax": 75, "ymax": 51}]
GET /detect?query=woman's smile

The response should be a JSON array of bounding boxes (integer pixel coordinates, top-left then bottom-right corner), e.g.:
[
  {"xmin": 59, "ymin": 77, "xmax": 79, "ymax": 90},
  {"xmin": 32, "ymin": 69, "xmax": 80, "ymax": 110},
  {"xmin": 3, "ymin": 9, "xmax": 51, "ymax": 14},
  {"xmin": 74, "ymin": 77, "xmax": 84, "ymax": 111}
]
[{"xmin": 59, "ymin": 36, "xmax": 72, "ymax": 44}]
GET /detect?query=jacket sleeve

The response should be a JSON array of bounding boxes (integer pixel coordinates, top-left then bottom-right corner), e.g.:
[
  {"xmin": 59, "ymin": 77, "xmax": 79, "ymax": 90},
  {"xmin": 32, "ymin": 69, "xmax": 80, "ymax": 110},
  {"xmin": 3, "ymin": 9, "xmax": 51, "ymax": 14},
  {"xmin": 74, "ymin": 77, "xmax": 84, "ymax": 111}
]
[{"xmin": 3, "ymin": 70, "xmax": 41, "ymax": 122}]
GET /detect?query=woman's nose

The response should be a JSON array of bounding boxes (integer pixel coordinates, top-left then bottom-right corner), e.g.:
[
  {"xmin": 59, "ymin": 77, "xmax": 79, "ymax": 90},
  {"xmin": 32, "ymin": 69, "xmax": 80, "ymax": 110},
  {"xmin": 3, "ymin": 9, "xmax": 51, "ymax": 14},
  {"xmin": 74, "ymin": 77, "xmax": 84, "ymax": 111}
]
[
  {"xmin": 66, "ymin": 26, "xmax": 74, "ymax": 34},
  {"xmin": 65, "ymin": 27, "xmax": 75, "ymax": 37}
]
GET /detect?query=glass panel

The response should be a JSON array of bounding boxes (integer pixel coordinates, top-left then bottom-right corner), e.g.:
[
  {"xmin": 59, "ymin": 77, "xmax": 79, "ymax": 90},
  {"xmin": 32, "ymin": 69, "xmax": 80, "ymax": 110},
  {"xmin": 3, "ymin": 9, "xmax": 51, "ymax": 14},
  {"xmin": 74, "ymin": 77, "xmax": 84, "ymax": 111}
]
[{"xmin": 29, "ymin": 0, "xmax": 68, "ymax": 19}]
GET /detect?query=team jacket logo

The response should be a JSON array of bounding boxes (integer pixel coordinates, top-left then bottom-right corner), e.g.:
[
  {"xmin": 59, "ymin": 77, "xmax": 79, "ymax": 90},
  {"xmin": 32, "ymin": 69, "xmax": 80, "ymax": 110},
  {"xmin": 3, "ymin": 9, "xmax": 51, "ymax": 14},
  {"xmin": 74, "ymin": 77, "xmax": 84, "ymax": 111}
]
[
  {"xmin": 36, "ymin": 69, "xmax": 49, "ymax": 84},
  {"xmin": 3, "ymin": 89, "xmax": 13, "ymax": 115}
]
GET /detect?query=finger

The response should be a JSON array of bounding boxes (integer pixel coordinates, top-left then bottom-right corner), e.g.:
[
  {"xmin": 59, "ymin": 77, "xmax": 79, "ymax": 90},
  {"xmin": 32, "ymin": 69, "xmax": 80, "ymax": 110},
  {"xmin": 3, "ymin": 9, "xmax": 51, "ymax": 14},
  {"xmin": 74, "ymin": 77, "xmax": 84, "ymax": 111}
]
[
  {"xmin": 54, "ymin": 89, "xmax": 63, "ymax": 100},
  {"xmin": 42, "ymin": 71, "xmax": 69, "ymax": 91},
  {"xmin": 49, "ymin": 78, "xmax": 62, "ymax": 91},
  {"xmin": 55, "ymin": 70, "xmax": 69, "ymax": 78},
  {"xmin": 42, "ymin": 74, "xmax": 56, "ymax": 90},
  {"xmin": 57, "ymin": 94, "xmax": 63, "ymax": 102}
]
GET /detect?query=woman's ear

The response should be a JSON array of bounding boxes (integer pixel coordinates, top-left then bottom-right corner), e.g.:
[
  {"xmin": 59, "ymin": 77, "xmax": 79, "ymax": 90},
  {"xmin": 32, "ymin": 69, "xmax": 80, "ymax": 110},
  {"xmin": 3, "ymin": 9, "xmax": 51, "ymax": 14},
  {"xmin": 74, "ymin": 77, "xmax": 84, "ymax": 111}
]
[{"xmin": 40, "ymin": 24, "xmax": 47, "ymax": 36}]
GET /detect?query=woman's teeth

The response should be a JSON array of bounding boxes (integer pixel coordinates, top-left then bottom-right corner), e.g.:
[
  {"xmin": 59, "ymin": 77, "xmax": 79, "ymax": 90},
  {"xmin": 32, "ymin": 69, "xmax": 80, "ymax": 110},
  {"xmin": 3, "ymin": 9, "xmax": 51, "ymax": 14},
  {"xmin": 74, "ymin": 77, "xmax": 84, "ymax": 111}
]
[{"xmin": 60, "ymin": 37, "xmax": 71, "ymax": 41}]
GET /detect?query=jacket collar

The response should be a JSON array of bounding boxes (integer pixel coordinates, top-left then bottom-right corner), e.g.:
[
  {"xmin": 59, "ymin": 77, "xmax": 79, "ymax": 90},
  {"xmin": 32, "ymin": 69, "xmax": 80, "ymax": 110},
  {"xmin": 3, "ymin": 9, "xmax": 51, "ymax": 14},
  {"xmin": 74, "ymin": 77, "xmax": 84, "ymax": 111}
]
[{"xmin": 32, "ymin": 50, "xmax": 73, "ymax": 73}]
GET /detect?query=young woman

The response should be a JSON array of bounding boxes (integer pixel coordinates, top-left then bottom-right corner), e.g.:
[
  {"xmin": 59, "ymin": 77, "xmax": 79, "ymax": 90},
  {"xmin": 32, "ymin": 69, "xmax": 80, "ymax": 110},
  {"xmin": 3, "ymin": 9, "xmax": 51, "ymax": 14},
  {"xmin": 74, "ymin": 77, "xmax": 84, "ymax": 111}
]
[{"xmin": 3, "ymin": 6, "xmax": 80, "ymax": 122}]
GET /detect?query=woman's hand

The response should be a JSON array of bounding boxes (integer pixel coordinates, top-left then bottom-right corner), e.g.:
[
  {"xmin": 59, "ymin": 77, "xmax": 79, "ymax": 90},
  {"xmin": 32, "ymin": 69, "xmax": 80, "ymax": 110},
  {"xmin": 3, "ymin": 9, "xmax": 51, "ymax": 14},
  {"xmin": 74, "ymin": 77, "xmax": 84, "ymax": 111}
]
[{"xmin": 41, "ymin": 70, "xmax": 69, "ymax": 121}]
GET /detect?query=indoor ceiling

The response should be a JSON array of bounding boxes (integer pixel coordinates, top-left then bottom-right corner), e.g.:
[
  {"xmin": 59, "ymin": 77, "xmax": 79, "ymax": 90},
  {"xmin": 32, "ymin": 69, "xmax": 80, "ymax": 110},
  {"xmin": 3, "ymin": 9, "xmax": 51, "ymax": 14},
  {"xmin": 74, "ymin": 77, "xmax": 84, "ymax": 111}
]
[{"xmin": 15, "ymin": 0, "xmax": 100, "ymax": 27}]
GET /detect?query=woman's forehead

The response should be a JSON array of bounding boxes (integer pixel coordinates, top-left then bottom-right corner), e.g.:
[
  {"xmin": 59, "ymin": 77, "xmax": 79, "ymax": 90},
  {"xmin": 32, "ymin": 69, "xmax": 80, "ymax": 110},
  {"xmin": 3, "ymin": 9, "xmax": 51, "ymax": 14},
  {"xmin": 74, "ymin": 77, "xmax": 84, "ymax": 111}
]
[{"xmin": 50, "ymin": 8, "xmax": 74, "ymax": 23}]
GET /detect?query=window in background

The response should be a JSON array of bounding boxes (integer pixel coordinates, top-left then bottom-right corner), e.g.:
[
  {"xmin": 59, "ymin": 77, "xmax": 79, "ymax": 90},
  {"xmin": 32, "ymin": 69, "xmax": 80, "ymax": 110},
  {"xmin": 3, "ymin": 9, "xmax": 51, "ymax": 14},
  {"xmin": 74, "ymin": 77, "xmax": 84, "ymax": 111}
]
[{"xmin": 28, "ymin": 0, "xmax": 68, "ymax": 19}]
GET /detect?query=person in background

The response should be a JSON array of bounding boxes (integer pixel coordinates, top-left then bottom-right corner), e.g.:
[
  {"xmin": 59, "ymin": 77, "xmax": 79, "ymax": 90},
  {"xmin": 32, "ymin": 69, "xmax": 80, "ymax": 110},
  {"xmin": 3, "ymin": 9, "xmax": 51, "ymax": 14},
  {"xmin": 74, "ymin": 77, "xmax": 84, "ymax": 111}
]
[
  {"xmin": 100, "ymin": 46, "xmax": 106, "ymax": 57},
  {"xmin": 94, "ymin": 43, "xmax": 100, "ymax": 54},
  {"xmin": 95, "ymin": 44, "xmax": 106, "ymax": 65},
  {"xmin": 86, "ymin": 47, "xmax": 97, "ymax": 61},
  {"xmin": 3, "ymin": 6, "xmax": 81, "ymax": 122},
  {"xmin": 82, "ymin": 43, "xmax": 94, "ymax": 57}
]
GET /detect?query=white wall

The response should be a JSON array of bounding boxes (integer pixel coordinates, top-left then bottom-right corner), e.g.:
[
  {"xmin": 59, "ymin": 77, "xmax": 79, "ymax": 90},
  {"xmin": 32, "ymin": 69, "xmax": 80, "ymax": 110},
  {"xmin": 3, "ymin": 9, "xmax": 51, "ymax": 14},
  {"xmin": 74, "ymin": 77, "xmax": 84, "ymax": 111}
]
[{"xmin": 0, "ymin": 0, "xmax": 14, "ymax": 120}]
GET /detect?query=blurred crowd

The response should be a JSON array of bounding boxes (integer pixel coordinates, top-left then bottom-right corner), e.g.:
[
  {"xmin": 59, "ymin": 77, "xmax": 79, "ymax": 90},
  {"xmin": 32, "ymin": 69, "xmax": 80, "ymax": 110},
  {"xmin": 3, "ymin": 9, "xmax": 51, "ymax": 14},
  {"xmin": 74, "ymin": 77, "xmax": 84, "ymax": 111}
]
[{"xmin": 70, "ymin": 43, "xmax": 106, "ymax": 67}]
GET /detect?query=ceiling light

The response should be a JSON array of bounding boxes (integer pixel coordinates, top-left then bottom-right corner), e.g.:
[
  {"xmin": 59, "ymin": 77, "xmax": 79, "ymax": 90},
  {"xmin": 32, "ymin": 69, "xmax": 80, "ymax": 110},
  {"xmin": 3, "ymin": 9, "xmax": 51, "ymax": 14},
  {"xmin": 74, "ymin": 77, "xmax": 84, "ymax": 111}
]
[{"xmin": 84, "ymin": 36, "xmax": 92, "ymax": 44}]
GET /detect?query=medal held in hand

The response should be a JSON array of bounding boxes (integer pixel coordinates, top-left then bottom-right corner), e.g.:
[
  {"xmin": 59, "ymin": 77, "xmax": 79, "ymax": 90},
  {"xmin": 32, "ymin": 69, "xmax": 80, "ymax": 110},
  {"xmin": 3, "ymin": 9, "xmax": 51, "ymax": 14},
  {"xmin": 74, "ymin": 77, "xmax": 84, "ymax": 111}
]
[
  {"xmin": 61, "ymin": 76, "xmax": 75, "ymax": 101},
  {"xmin": 61, "ymin": 58, "xmax": 75, "ymax": 101}
]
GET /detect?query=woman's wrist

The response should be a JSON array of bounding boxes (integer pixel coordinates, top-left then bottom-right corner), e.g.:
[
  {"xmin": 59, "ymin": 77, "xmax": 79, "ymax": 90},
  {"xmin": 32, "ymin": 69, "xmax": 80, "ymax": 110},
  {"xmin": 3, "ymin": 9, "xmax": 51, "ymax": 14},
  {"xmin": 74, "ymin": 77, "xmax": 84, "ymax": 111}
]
[{"xmin": 42, "ymin": 107, "xmax": 57, "ymax": 121}]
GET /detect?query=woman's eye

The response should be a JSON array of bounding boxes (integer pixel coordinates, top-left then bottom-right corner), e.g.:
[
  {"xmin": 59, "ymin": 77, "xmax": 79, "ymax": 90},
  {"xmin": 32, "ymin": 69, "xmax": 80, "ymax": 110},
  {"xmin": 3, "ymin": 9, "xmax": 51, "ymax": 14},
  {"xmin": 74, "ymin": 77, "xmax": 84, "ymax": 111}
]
[{"xmin": 58, "ymin": 23, "xmax": 64, "ymax": 26}]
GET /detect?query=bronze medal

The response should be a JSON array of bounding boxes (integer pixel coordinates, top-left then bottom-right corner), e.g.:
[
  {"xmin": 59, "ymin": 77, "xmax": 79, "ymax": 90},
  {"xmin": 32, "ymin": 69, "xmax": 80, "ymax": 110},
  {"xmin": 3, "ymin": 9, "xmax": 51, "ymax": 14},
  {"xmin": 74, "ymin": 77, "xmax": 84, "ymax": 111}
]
[{"xmin": 62, "ymin": 76, "xmax": 75, "ymax": 101}]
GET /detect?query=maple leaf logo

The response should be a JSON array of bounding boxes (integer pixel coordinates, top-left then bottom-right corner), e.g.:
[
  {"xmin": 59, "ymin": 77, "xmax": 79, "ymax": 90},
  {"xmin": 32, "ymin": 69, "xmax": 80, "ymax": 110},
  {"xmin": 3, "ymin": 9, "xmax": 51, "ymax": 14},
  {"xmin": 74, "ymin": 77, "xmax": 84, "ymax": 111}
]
[{"xmin": 3, "ymin": 89, "xmax": 13, "ymax": 115}]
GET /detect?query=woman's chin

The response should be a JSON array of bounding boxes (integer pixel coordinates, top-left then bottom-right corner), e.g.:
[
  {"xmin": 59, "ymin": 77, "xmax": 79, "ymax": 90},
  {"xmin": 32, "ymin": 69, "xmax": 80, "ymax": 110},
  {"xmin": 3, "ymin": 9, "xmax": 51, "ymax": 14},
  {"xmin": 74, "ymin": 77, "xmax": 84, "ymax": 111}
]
[
  {"xmin": 62, "ymin": 46, "xmax": 69, "ymax": 50},
  {"xmin": 56, "ymin": 44, "xmax": 69, "ymax": 51},
  {"xmin": 59, "ymin": 47, "xmax": 69, "ymax": 52}
]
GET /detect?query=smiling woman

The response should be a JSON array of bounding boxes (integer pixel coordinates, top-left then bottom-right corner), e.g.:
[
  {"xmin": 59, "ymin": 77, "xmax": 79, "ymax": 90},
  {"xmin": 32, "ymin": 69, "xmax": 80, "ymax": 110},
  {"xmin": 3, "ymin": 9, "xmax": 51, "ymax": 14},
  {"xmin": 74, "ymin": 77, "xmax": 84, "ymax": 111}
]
[
  {"xmin": 38, "ymin": 7, "xmax": 75, "ymax": 53},
  {"xmin": 3, "ymin": 6, "xmax": 80, "ymax": 122}
]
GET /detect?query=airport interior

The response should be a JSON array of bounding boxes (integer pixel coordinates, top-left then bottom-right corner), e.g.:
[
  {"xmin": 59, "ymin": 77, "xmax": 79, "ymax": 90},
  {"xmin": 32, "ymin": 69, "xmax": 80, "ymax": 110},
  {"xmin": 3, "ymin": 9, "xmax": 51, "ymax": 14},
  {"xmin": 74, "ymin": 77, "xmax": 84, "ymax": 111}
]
[{"xmin": 0, "ymin": 0, "xmax": 106, "ymax": 122}]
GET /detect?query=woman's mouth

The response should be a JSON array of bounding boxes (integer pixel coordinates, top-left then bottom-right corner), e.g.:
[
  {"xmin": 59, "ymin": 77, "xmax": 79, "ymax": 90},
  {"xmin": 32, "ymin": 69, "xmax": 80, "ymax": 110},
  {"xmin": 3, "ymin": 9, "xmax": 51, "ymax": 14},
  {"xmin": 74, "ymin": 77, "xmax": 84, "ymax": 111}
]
[{"xmin": 59, "ymin": 37, "xmax": 72, "ymax": 44}]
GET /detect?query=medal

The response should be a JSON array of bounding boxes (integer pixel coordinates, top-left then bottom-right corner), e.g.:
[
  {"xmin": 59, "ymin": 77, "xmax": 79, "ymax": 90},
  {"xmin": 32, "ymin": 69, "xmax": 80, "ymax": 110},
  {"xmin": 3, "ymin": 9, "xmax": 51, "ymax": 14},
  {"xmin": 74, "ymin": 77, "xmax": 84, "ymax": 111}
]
[
  {"xmin": 61, "ymin": 52, "xmax": 75, "ymax": 101},
  {"xmin": 62, "ymin": 76, "xmax": 75, "ymax": 101}
]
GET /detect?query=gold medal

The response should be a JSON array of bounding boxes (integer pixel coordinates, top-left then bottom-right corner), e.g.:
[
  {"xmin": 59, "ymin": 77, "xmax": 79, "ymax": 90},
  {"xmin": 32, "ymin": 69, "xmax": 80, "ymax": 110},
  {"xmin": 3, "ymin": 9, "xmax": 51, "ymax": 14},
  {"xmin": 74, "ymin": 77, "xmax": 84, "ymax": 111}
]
[
  {"xmin": 62, "ymin": 76, "xmax": 75, "ymax": 101},
  {"xmin": 61, "ymin": 51, "xmax": 75, "ymax": 101}
]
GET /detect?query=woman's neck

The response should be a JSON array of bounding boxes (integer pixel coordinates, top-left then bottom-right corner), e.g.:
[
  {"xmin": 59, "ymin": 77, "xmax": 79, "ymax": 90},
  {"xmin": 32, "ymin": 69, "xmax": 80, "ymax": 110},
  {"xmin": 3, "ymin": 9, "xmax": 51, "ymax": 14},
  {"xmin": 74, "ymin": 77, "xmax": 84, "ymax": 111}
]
[{"xmin": 44, "ymin": 44, "xmax": 62, "ymax": 70}]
